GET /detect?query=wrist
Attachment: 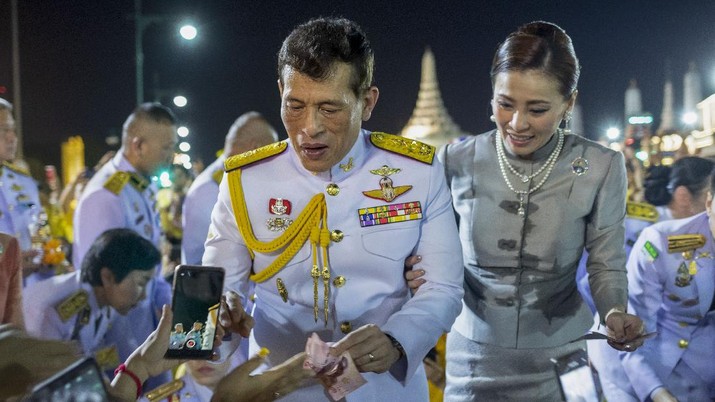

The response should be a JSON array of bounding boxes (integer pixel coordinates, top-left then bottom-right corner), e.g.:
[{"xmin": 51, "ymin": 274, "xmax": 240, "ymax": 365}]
[
  {"xmin": 604, "ymin": 306, "xmax": 626, "ymax": 323},
  {"xmin": 113, "ymin": 363, "xmax": 143, "ymax": 399},
  {"xmin": 384, "ymin": 333, "xmax": 405, "ymax": 361}
]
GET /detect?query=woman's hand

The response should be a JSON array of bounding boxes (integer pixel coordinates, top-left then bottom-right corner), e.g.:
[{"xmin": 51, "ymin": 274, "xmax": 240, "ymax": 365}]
[
  {"xmin": 212, "ymin": 350, "xmax": 314, "ymax": 402},
  {"xmin": 404, "ymin": 255, "xmax": 425, "ymax": 294},
  {"xmin": 605, "ymin": 311, "xmax": 645, "ymax": 352}
]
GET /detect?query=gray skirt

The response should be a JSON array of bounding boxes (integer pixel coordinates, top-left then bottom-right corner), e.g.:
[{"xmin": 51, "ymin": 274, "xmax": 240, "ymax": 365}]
[{"xmin": 444, "ymin": 330, "xmax": 585, "ymax": 402}]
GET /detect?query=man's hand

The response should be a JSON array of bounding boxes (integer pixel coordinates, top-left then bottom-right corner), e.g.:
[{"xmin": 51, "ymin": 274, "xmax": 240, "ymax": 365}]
[
  {"xmin": 605, "ymin": 311, "xmax": 645, "ymax": 352},
  {"xmin": 330, "ymin": 324, "xmax": 401, "ymax": 374},
  {"xmin": 219, "ymin": 290, "xmax": 254, "ymax": 338},
  {"xmin": 404, "ymin": 255, "xmax": 425, "ymax": 294},
  {"xmin": 124, "ymin": 304, "xmax": 179, "ymax": 380},
  {"xmin": 212, "ymin": 351, "xmax": 314, "ymax": 402}
]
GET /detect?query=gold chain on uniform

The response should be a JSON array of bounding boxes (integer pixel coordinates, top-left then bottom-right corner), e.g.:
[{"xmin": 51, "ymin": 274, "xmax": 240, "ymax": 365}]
[{"xmin": 227, "ymin": 168, "xmax": 332, "ymax": 324}]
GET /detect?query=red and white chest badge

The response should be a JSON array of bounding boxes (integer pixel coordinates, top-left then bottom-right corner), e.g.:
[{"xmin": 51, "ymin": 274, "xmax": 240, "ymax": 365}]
[
  {"xmin": 267, "ymin": 198, "xmax": 293, "ymax": 232},
  {"xmin": 362, "ymin": 165, "xmax": 412, "ymax": 202},
  {"xmin": 269, "ymin": 198, "xmax": 292, "ymax": 215}
]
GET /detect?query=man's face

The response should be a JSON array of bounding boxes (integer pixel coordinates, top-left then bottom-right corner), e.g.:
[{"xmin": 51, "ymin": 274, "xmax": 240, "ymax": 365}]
[
  {"xmin": 104, "ymin": 269, "xmax": 153, "ymax": 315},
  {"xmin": 0, "ymin": 109, "xmax": 18, "ymax": 163},
  {"xmin": 134, "ymin": 119, "xmax": 177, "ymax": 176},
  {"xmin": 279, "ymin": 63, "xmax": 378, "ymax": 173}
]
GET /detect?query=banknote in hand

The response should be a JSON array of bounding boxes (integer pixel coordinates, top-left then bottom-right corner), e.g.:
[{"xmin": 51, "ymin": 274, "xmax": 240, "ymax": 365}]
[{"xmin": 304, "ymin": 333, "xmax": 367, "ymax": 401}]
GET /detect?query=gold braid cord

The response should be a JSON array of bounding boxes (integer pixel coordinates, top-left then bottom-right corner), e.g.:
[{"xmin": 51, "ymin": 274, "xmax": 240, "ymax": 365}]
[{"xmin": 227, "ymin": 169, "xmax": 333, "ymax": 324}]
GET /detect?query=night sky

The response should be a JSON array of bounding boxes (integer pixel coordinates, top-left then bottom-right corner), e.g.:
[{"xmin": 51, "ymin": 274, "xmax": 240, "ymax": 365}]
[{"xmin": 1, "ymin": 0, "xmax": 714, "ymax": 179}]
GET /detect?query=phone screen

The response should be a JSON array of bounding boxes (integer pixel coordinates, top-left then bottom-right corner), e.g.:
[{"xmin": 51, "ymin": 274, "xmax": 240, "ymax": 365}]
[
  {"xmin": 551, "ymin": 348, "xmax": 600, "ymax": 402},
  {"xmin": 27, "ymin": 357, "xmax": 109, "ymax": 401},
  {"xmin": 166, "ymin": 265, "xmax": 225, "ymax": 359}
]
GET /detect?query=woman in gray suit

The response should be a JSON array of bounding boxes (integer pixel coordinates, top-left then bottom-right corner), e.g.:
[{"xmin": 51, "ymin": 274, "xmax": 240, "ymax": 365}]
[{"xmin": 439, "ymin": 21, "xmax": 645, "ymax": 401}]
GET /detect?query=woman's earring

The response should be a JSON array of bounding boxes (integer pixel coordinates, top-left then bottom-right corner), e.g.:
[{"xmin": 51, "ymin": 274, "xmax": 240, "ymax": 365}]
[
  {"xmin": 562, "ymin": 111, "xmax": 573, "ymax": 134},
  {"xmin": 489, "ymin": 115, "xmax": 496, "ymax": 122}
]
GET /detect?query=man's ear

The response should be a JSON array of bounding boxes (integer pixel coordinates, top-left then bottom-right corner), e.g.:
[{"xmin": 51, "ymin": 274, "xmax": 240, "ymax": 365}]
[
  {"xmin": 361, "ymin": 86, "xmax": 380, "ymax": 121},
  {"xmin": 706, "ymin": 191, "xmax": 713, "ymax": 216},
  {"xmin": 100, "ymin": 267, "xmax": 115, "ymax": 286},
  {"xmin": 277, "ymin": 79, "xmax": 284, "ymax": 98}
]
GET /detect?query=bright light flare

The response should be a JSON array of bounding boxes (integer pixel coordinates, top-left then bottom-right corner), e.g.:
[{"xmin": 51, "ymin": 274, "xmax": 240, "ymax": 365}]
[
  {"xmin": 682, "ymin": 111, "xmax": 698, "ymax": 125},
  {"xmin": 179, "ymin": 142, "xmax": 191, "ymax": 152},
  {"xmin": 179, "ymin": 25, "xmax": 197, "ymax": 40},
  {"xmin": 177, "ymin": 126, "xmax": 189, "ymax": 137},
  {"xmin": 606, "ymin": 127, "xmax": 620, "ymax": 140},
  {"xmin": 173, "ymin": 96, "xmax": 187, "ymax": 107}
]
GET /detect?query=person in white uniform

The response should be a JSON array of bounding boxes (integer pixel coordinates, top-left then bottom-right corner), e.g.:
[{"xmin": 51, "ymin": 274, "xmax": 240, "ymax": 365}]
[
  {"xmin": 73, "ymin": 103, "xmax": 177, "ymax": 387},
  {"xmin": 0, "ymin": 98, "xmax": 42, "ymax": 278},
  {"xmin": 620, "ymin": 170, "xmax": 715, "ymax": 401},
  {"xmin": 181, "ymin": 111, "xmax": 278, "ymax": 266},
  {"xmin": 23, "ymin": 228, "xmax": 159, "ymax": 370},
  {"xmin": 204, "ymin": 17, "xmax": 464, "ymax": 402}
]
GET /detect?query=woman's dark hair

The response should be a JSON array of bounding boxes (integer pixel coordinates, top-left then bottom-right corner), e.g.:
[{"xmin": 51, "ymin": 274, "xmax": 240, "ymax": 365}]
[
  {"xmin": 644, "ymin": 156, "xmax": 715, "ymax": 206},
  {"xmin": 490, "ymin": 21, "xmax": 580, "ymax": 99},
  {"xmin": 82, "ymin": 228, "xmax": 160, "ymax": 286}
]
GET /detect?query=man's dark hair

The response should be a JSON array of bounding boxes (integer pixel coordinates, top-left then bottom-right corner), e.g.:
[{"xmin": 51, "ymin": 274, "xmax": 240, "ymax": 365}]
[
  {"xmin": 82, "ymin": 228, "xmax": 160, "ymax": 285},
  {"xmin": 277, "ymin": 17, "xmax": 374, "ymax": 96}
]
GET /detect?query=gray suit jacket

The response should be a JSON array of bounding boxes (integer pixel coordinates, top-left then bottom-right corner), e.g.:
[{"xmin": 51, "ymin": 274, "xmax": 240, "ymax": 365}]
[{"xmin": 444, "ymin": 130, "xmax": 628, "ymax": 348}]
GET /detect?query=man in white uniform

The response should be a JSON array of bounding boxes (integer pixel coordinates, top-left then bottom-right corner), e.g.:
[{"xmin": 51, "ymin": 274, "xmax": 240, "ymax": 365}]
[
  {"xmin": 73, "ymin": 103, "xmax": 177, "ymax": 386},
  {"xmin": 181, "ymin": 111, "xmax": 278, "ymax": 265},
  {"xmin": 204, "ymin": 17, "xmax": 463, "ymax": 401}
]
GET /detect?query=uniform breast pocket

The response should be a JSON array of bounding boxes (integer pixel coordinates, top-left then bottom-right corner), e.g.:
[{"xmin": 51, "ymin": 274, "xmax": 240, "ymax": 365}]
[{"xmin": 360, "ymin": 223, "xmax": 420, "ymax": 261}]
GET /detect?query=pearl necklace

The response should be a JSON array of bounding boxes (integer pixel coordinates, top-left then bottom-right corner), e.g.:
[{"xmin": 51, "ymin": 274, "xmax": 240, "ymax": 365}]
[{"xmin": 495, "ymin": 129, "xmax": 565, "ymax": 217}]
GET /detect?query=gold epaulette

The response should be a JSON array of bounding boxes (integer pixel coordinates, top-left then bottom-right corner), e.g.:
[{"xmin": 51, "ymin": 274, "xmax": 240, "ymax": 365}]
[
  {"xmin": 370, "ymin": 132, "xmax": 435, "ymax": 164},
  {"xmin": 212, "ymin": 168, "xmax": 224, "ymax": 184},
  {"xmin": 103, "ymin": 171, "xmax": 130, "ymax": 195},
  {"xmin": 626, "ymin": 201, "xmax": 659, "ymax": 222},
  {"xmin": 144, "ymin": 379, "xmax": 184, "ymax": 402},
  {"xmin": 224, "ymin": 141, "xmax": 288, "ymax": 172},
  {"xmin": 55, "ymin": 290, "xmax": 89, "ymax": 322},
  {"xmin": 2, "ymin": 161, "xmax": 30, "ymax": 176},
  {"xmin": 668, "ymin": 234, "xmax": 706, "ymax": 253}
]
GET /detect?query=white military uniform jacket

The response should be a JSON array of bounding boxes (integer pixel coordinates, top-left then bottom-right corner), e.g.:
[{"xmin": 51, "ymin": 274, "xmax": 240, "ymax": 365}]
[
  {"xmin": 586, "ymin": 202, "xmax": 673, "ymax": 400},
  {"xmin": 73, "ymin": 153, "xmax": 171, "ymax": 368},
  {"xmin": 0, "ymin": 162, "xmax": 40, "ymax": 251},
  {"xmin": 22, "ymin": 271, "xmax": 116, "ymax": 367},
  {"xmin": 203, "ymin": 130, "xmax": 464, "ymax": 402},
  {"xmin": 620, "ymin": 212, "xmax": 715, "ymax": 400},
  {"xmin": 181, "ymin": 155, "xmax": 224, "ymax": 265}
]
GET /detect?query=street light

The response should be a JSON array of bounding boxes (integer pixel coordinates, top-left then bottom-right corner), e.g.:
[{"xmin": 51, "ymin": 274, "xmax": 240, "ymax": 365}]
[
  {"xmin": 179, "ymin": 24, "xmax": 198, "ymax": 40},
  {"xmin": 606, "ymin": 127, "xmax": 620, "ymax": 140},
  {"xmin": 134, "ymin": 0, "xmax": 197, "ymax": 105},
  {"xmin": 173, "ymin": 95, "xmax": 188, "ymax": 108}
]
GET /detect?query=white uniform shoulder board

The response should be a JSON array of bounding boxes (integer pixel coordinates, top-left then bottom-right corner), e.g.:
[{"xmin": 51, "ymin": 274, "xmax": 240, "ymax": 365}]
[
  {"xmin": 55, "ymin": 290, "xmax": 90, "ymax": 322},
  {"xmin": 626, "ymin": 201, "xmax": 659, "ymax": 222},
  {"xmin": 370, "ymin": 132, "xmax": 435, "ymax": 164},
  {"xmin": 667, "ymin": 234, "xmax": 706, "ymax": 254},
  {"xmin": 144, "ymin": 379, "xmax": 184, "ymax": 401},
  {"xmin": 2, "ymin": 161, "xmax": 31, "ymax": 176},
  {"xmin": 224, "ymin": 141, "xmax": 288, "ymax": 172},
  {"xmin": 103, "ymin": 171, "xmax": 131, "ymax": 195}
]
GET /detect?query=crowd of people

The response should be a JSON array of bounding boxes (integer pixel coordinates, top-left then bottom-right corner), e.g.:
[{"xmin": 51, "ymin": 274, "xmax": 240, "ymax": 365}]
[{"xmin": 0, "ymin": 15, "xmax": 713, "ymax": 402}]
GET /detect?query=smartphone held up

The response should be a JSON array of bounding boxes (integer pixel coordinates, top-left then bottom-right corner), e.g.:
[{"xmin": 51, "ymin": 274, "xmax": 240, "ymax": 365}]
[{"xmin": 166, "ymin": 265, "xmax": 225, "ymax": 359}]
